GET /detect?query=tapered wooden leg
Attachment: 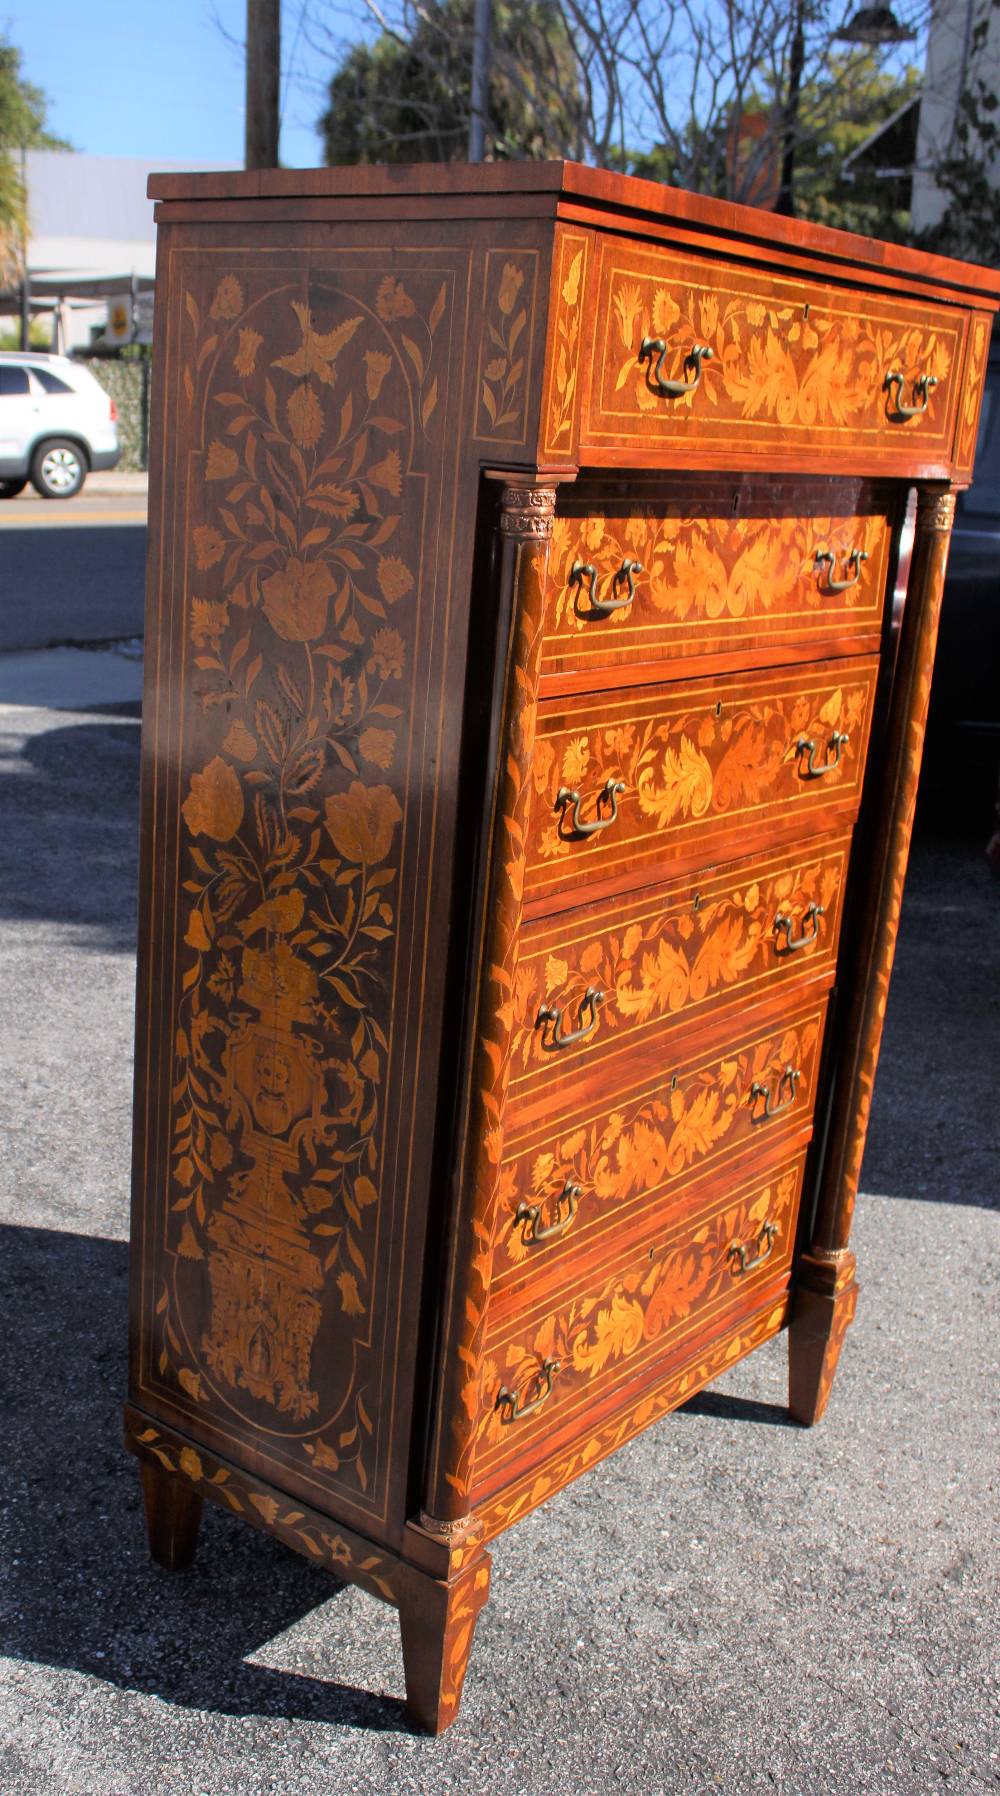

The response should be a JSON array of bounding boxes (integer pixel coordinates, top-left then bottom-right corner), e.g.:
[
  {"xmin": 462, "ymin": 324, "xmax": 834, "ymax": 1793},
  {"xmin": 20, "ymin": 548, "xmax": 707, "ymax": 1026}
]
[
  {"xmin": 788, "ymin": 1248, "xmax": 859, "ymax": 1425},
  {"xmin": 140, "ymin": 1457, "xmax": 204, "ymax": 1570},
  {"xmin": 398, "ymin": 1554, "xmax": 491, "ymax": 1734}
]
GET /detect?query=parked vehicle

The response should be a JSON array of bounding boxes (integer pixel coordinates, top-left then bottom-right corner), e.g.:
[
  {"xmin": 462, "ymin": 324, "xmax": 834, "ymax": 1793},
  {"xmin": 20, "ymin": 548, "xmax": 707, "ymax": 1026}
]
[{"xmin": 0, "ymin": 351, "xmax": 121, "ymax": 499}]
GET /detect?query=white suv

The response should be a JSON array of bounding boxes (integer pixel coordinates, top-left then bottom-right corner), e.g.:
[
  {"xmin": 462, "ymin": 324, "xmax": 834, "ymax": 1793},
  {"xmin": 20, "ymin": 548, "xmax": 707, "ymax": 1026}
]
[{"xmin": 0, "ymin": 351, "xmax": 122, "ymax": 500}]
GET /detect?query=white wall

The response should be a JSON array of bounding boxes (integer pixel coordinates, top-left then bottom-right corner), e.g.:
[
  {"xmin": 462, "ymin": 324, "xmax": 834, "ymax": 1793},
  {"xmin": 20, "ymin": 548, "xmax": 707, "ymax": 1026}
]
[
  {"xmin": 23, "ymin": 152, "xmax": 232, "ymax": 349},
  {"xmin": 912, "ymin": 0, "xmax": 1000, "ymax": 232}
]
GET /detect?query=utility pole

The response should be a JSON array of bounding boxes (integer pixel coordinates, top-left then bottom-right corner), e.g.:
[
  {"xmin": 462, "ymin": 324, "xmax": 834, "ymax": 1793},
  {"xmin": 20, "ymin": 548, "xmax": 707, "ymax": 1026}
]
[
  {"xmin": 776, "ymin": 0, "xmax": 805, "ymax": 216},
  {"xmin": 467, "ymin": 0, "xmax": 492, "ymax": 162},
  {"xmin": 245, "ymin": 0, "xmax": 281, "ymax": 170},
  {"xmin": 19, "ymin": 141, "xmax": 29, "ymax": 350}
]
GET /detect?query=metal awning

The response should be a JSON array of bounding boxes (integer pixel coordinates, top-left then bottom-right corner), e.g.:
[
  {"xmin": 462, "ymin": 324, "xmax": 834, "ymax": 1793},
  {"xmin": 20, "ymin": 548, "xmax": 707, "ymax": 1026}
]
[{"xmin": 0, "ymin": 271, "xmax": 155, "ymax": 310}]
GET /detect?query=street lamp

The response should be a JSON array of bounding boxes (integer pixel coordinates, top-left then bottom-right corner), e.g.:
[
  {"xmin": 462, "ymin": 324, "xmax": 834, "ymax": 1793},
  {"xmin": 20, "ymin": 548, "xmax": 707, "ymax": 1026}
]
[{"xmin": 836, "ymin": 7, "xmax": 916, "ymax": 45}]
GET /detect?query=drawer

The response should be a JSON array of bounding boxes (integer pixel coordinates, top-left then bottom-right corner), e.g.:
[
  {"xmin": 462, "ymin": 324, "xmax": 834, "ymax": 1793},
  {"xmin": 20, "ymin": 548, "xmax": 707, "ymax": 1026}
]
[
  {"xmin": 493, "ymin": 993, "xmax": 828, "ymax": 1304},
  {"xmin": 525, "ymin": 655, "xmax": 877, "ymax": 908},
  {"xmin": 583, "ymin": 236, "xmax": 965, "ymax": 469},
  {"xmin": 510, "ymin": 833, "xmax": 849, "ymax": 1112},
  {"xmin": 473, "ymin": 1148, "xmax": 807, "ymax": 1495},
  {"xmin": 543, "ymin": 480, "xmax": 890, "ymax": 685}
]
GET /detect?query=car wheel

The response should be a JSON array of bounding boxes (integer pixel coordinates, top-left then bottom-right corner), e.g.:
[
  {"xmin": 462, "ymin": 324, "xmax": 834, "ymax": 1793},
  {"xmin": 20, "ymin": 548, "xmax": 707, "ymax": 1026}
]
[
  {"xmin": 0, "ymin": 477, "xmax": 28, "ymax": 499},
  {"xmin": 30, "ymin": 439, "xmax": 87, "ymax": 500}
]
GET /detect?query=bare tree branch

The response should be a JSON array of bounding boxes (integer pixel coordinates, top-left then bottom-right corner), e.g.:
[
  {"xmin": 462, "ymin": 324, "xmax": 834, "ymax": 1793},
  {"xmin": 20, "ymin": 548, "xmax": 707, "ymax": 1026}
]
[{"xmin": 305, "ymin": 0, "xmax": 935, "ymax": 220}]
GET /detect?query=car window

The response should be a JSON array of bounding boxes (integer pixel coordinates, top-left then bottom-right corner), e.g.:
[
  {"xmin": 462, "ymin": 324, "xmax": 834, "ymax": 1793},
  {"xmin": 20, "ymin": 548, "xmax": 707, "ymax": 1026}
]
[
  {"xmin": 0, "ymin": 366, "xmax": 31, "ymax": 395},
  {"xmin": 30, "ymin": 366, "xmax": 74, "ymax": 395},
  {"xmin": 961, "ymin": 372, "xmax": 1000, "ymax": 519}
]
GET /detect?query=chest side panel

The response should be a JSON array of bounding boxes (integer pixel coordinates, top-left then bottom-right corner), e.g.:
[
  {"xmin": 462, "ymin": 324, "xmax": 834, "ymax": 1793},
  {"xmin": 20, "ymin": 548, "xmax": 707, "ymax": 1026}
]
[{"xmin": 129, "ymin": 223, "xmax": 525, "ymax": 1544}]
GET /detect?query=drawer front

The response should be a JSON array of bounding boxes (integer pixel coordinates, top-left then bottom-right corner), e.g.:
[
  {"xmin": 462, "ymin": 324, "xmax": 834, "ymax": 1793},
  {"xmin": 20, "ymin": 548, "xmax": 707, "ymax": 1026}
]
[
  {"xmin": 526, "ymin": 655, "xmax": 877, "ymax": 906},
  {"xmin": 543, "ymin": 483, "xmax": 890, "ymax": 683},
  {"xmin": 473, "ymin": 1149, "xmax": 807, "ymax": 1494},
  {"xmin": 511, "ymin": 834, "xmax": 848, "ymax": 1112},
  {"xmin": 584, "ymin": 237, "xmax": 965, "ymax": 467},
  {"xmin": 493, "ymin": 994, "xmax": 828, "ymax": 1303}
]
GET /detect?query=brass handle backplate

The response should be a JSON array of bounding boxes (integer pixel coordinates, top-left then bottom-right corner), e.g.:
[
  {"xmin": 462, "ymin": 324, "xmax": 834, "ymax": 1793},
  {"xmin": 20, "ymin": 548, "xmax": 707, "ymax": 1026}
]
[
  {"xmin": 728, "ymin": 1219, "xmax": 778, "ymax": 1274},
  {"xmin": 515, "ymin": 1180, "xmax": 581, "ymax": 1245},
  {"xmin": 571, "ymin": 558, "xmax": 643, "ymax": 617},
  {"xmin": 814, "ymin": 548, "xmax": 868, "ymax": 594},
  {"xmin": 639, "ymin": 338, "xmax": 713, "ymax": 397},
  {"xmin": 495, "ymin": 1357, "xmax": 560, "ymax": 1424},
  {"xmin": 773, "ymin": 902, "xmax": 825, "ymax": 955},
  {"xmin": 885, "ymin": 370, "xmax": 938, "ymax": 420},
  {"xmin": 795, "ymin": 731, "xmax": 848, "ymax": 779},
  {"xmin": 555, "ymin": 776, "xmax": 625, "ymax": 837},
  {"xmin": 749, "ymin": 1064, "xmax": 801, "ymax": 1123},
  {"xmin": 536, "ymin": 986, "xmax": 604, "ymax": 1052}
]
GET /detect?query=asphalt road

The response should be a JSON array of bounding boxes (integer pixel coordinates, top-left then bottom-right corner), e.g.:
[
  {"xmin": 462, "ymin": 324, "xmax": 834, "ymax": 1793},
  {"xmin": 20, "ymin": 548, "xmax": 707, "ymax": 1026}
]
[
  {"xmin": 0, "ymin": 479, "xmax": 147, "ymax": 653},
  {"xmin": 0, "ymin": 660, "xmax": 997, "ymax": 1794}
]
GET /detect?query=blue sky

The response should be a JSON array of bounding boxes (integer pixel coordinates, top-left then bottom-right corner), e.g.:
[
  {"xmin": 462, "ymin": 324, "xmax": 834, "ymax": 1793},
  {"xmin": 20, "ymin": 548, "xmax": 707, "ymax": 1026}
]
[{"xmin": 3, "ymin": 0, "xmax": 327, "ymax": 168}]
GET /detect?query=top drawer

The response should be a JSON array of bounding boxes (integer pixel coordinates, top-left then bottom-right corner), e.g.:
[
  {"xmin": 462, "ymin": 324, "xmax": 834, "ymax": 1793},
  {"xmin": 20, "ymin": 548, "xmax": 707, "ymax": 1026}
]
[
  {"xmin": 583, "ymin": 236, "xmax": 966, "ymax": 471},
  {"xmin": 542, "ymin": 478, "xmax": 890, "ymax": 685}
]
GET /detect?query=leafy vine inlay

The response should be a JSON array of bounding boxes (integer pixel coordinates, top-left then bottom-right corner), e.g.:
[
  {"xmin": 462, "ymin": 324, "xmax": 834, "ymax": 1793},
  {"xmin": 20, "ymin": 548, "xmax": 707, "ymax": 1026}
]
[
  {"xmin": 497, "ymin": 1010, "xmax": 823, "ymax": 1274},
  {"xmin": 529, "ymin": 677, "xmax": 872, "ymax": 869},
  {"xmin": 477, "ymin": 252, "xmax": 533, "ymax": 438},
  {"xmin": 511, "ymin": 845, "xmax": 845, "ymax": 1076},
  {"xmin": 479, "ymin": 1163, "xmax": 802, "ymax": 1452},
  {"xmin": 546, "ymin": 507, "xmax": 886, "ymax": 638},
  {"xmin": 606, "ymin": 267, "xmax": 955, "ymax": 432},
  {"xmin": 544, "ymin": 234, "xmax": 586, "ymax": 450}
]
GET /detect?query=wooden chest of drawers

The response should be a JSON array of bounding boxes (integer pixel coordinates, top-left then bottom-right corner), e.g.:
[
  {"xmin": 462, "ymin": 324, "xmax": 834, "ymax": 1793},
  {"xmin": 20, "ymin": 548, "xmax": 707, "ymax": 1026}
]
[{"xmin": 124, "ymin": 162, "xmax": 1000, "ymax": 1732}]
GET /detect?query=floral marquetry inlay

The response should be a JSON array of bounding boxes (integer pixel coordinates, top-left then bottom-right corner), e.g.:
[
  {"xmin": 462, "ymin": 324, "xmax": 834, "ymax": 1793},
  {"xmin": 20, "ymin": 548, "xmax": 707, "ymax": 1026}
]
[
  {"xmin": 510, "ymin": 841, "xmax": 847, "ymax": 1083},
  {"xmin": 496, "ymin": 1006, "xmax": 825, "ymax": 1282},
  {"xmin": 590, "ymin": 242, "xmax": 965, "ymax": 454},
  {"xmin": 546, "ymin": 504, "xmax": 887, "ymax": 637},
  {"xmin": 150, "ymin": 260, "xmax": 453, "ymax": 1505},
  {"xmin": 475, "ymin": 1297, "xmax": 788, "ymax": 1533},
  {"xmin": 478, "ymin": 1160, "xmax": 803, "ymax": 1462},
  {"xmin": 475, "ymin": 250, "xmax": 537, "ymax": 442},
  {"xmin": 542, "ymin": 231, "xmax": 588, "ymax": 457},
  {"xmin": 129, "ymin": 1419, "xmax": 397, "ymax": 1598},
  {"xmin": 956, "ymin": 314, "xmax": 990, "ymax": 478},
  {"xmin": 526, "ymin": 660, "xmax": 877, "ymax": 900}
]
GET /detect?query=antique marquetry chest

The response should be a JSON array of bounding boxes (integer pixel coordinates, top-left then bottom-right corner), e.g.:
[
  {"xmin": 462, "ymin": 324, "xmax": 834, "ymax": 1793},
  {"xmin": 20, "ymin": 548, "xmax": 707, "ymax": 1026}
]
[{"xmin": 125, "ymin": 162, "xmax": 1000, "ymax": 1731}]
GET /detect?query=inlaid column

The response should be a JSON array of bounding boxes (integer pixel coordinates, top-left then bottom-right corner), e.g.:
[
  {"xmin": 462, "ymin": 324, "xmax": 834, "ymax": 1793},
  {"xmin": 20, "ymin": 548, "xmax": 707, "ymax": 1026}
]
[
  {"xmin": 789, "ymin": 483, "xmax": 957, "ymax": 1424},
  {"xmin": 419, "ymin": 478, "xmax": 559, "ymax": 1530}
]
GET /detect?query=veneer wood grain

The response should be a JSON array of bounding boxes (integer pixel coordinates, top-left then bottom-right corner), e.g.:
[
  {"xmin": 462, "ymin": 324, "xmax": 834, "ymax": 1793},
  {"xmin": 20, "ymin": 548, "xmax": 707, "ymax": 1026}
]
[{"xmin": 524, "ymin": 655, "xmax": 878, "ymax": 905}]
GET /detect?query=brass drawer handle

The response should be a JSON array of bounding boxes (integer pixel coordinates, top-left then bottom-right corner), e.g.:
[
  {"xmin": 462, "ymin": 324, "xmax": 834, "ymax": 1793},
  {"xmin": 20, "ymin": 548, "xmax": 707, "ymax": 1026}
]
[
  {"xmin": 814, "ymin": 548, "xmax": 868, "ymax": 594},
  {"xmin": 795, "ymin": 730, "xmax": 848, "ymax": 779},
  {"xmin": 728, "ymin": 1219, "xmax": 778, "ymax": 1275},
  {"xmin": 536, "ymin": 986, "xmax": 604, "ymax": 1052},
  {"xmin": 885, "ymin": 370, "xmax": 938, "ymax": 420},
  {"xmin": 773, "ymin": 902, "xmax": 825, "ymax": 954},
  {"xmin": 495, "ymin": 1357, "xmax": 560, "ymax": 1424},
  {"xmin": 515, "ymin": 1180, "xmax": 581, "ymax": 1245},
  {"xmin": 555, "ymin": 776, "xmax": 625, "ymax": 837},
  {"xmin": 571, "ymin": 557, "xmax": 643, "ymax": 617},
  {"xmin": 639, "ymin": 337, "xmax": 713, "ymax": 397},
  {"xmin": 749, "ymin": 1063, "xmax": 800, "ymax": 1122}
]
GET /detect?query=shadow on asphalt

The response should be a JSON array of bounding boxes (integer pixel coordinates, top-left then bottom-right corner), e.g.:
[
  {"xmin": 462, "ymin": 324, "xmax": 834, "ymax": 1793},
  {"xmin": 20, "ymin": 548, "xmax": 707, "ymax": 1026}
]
[
  {"xmin": 678, "ymin": 1391, "xmax": 796, "ymax": 1427},
  {"xmin": 858, "ymin": 795, "xmax": 999, "ymax": 1212},
  {"xmin": 0, "ymin": 717, "xmax": 140, "ymax": 951},
  {"xmin": 0, "ymin": 1221, "xmax": 412, "ymax": 1733}
]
